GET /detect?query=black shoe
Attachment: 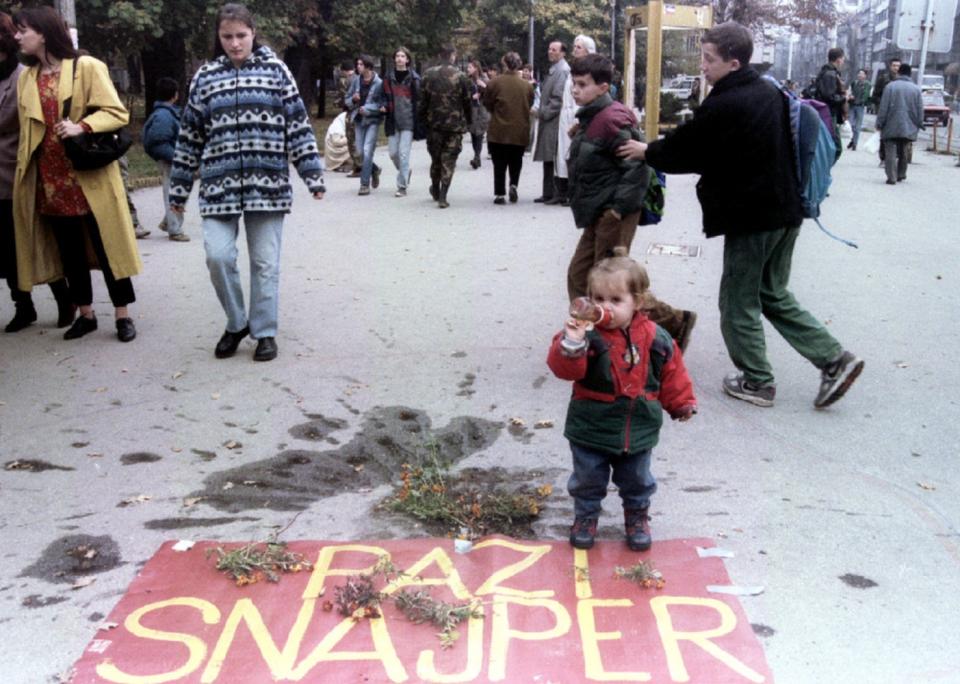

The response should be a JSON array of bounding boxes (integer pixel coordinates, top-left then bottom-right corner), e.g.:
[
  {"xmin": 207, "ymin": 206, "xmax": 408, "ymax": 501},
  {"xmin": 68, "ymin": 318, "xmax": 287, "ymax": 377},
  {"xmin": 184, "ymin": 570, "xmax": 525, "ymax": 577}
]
[
  {"xmin": 5, "ymin": 305, "xmax": 37, "ymax": 333},
  {"xmin": 470, "ymin": 156, "xmax": 481, "ymax": 169},
  {"xmin": 254, "ymin": 336, "xmax": 278, "ymax": 362},
  {"xmin": 624, "ymin": 508, "xmax": 652, "ymax": 551},
  {"xmin": 64, "ymin": 314, "xmax": 98, "ymax": 340},
  {"xmin": 493, "ymin": 196, "xmax": 506, "ymax": 205},
  {"xmin": 215, "ymin": 326, "xmax": 249, "ymax": 358},
  {"xmin": 885, "ymin": 180, "xmax": 896, "ymax": 185},
  {"xmin": 533, "ymin": 196, "xmax": 551, "ymax": 203},
  {"xmin": 115, "ymin": 317, "xmax": 136, "ymax": 342},
  {"xmin": 569, "ymin": 517, "xmax": 598, "ymax": 550},
  {"xmin": 544, "ymin": 196, "xmax": 565, "ymax": 205},
  {"xmin": 509, "ymin": 185, "xmax": 518, "ymax": 203},
  {"xmin": 437, "ymin": 183, "xmax": 450, "ymax": 209},
  {"xmin": 371, "ymin": 165, "xmax": 381, "ymax": 189}
]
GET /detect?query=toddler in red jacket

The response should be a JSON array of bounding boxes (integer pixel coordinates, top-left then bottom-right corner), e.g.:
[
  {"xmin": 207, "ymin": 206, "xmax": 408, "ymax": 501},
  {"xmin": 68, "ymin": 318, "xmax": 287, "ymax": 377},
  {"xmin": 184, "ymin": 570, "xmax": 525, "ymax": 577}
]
[{"xmin": 547, "ymin": 248, "xmax": 697, "ymax": 551}]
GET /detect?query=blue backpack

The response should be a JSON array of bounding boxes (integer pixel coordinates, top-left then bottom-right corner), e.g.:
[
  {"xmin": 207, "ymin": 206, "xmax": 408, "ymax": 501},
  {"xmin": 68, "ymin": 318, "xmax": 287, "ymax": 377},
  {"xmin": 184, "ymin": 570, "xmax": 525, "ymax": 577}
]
[{"xmin": 765, "ymin": 76, "xmax": 858, "ymax": 248}]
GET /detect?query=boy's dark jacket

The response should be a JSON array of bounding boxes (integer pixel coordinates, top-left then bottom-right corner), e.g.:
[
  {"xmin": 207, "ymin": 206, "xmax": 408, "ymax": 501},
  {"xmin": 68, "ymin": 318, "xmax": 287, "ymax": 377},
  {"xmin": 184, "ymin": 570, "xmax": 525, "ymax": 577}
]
[
  {"xmin": 644, "ymin": 67, "xmax": 803, "ymax": 238},
  {"xmin": 142, "ymin": 101, "xmax": 182, "ymax": 163},
  {"xmin": 547, "ymin": 314, "xmax": 696, "ymax": 456},
  {"xmin": 568, "ymin": 93, "xmax": 649, "ymax": 229}
]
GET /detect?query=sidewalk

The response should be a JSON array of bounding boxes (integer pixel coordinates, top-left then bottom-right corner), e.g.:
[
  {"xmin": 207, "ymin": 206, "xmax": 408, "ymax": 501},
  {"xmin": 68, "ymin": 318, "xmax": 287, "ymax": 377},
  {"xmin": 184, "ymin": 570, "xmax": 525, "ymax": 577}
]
[{"xmin": 1, "ymin": 139, "xmax": 958, "ymax": 683}]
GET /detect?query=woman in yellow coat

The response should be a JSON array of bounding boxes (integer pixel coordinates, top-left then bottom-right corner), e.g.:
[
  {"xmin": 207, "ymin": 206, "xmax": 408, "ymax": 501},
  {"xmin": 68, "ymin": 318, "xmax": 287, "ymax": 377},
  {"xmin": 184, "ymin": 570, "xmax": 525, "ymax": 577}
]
[{"xmin": 13, "ymin": 7, "xmax": 142, "ymax": 342}]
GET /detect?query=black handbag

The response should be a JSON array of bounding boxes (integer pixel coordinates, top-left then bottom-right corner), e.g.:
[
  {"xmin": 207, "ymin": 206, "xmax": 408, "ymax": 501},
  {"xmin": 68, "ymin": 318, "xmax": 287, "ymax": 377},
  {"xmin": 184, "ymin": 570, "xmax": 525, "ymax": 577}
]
[{"xmin": 60, "ymin": 60, "xmax": 132, "ymax": 170}]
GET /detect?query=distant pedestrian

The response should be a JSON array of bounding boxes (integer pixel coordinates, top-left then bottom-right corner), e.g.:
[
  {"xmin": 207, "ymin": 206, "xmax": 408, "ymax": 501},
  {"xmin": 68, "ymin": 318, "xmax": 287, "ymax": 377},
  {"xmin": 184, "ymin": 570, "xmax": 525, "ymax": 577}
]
[
  {"xmin": 142, "ymin": 76, "xmax": 189, "ymax": 241},
  {"xmin": 482, "ymin": 51, "xmax": 534, "ymax": 204},
  {"xmin": 814, "ymin": 47, "xmax": 847, "ymax": 128},
  {"xmin": 335, "ymin": 60, "xmax": 362, "ymax": 177},
  {"xmin": 533, "ymin": 40, "xmax": 569, "ymax": 204},
  {"xmin": 876, "ymin": 62, "xmax": 923, "ymax": 184},
  {"xmin": 466, "ymin": 60, "xmax": 489, "ymax": 169},
  {"xmin": 522, "ymin": 63, "xmax": 540, "ymax": 152},
  {"xmin": 383, "ymin": 46, "xmax": 423, "ymax": 198},
  {"xmin": 619, "ymin": 21, "xmax": 864, "ymax": 408},
  {"xmin": 417, "ymin": 44, "xmax": 472, "ymax": 209},
  {"xmin": 547, "ymin": 248, "xmax": 696, "ymax": 551},
  {"xmin": 847, "ymin": 69, "xmax": 871, "ymax": 151},
  {"xmin": 871, "ymin": 58, "xmax": 900, "ymax": 112},
  {"xmin": 345, "ymin": 54, "xmax": 386, "ymax": 195},
  {"xmin": 170, "ymin": 2, "xmax": 324, "ymax": 362}
]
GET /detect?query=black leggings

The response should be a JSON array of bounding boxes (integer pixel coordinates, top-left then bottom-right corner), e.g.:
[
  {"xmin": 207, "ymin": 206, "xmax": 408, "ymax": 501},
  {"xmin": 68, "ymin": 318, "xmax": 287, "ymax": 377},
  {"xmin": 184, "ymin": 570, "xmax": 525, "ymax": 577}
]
[
  {"xmin": 47, "ymin": 214, "xmax": 135, "ymax": 308},
  {"xmin": 489, "ymin": 142, "xmax": 525, "ymax": 196}
]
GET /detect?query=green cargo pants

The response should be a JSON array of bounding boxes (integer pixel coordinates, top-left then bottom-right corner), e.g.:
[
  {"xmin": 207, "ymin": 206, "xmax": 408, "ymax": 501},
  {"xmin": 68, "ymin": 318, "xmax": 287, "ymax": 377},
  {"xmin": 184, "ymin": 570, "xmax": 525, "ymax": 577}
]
[{"xmin": 720, "ymin": 226, "xmax": 842, "ymax": 386}]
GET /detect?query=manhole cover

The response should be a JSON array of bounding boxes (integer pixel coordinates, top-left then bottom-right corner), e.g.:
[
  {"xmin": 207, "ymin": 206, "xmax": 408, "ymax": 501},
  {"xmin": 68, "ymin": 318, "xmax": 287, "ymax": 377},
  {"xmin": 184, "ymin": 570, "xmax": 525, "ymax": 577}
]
[{"xmin": 647, "ymin": 243, "xmax": 701, "ymax": 257}]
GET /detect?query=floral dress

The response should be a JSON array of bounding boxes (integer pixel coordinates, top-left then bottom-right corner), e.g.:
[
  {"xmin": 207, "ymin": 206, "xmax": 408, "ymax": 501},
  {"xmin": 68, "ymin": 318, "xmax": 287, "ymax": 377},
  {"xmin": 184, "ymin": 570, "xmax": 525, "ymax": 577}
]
[{"xmin": 36, "ymin": 70, "xmax": 89, "ymax": 217}]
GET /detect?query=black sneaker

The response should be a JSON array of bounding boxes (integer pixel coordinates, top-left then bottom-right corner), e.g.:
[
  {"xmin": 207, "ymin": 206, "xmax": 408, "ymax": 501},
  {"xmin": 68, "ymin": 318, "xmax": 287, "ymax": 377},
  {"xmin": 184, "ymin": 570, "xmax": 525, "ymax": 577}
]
[
  {"xmin": 569, "ymin": 517, "xmax": 598, "ymax": 549},
  {"xmin": 722, "ymin": 373, "xmax": 775, "ymax": 407},
  {"xmin": 814, "ymin": 351, "xmax": 864, "ymax": 408}
]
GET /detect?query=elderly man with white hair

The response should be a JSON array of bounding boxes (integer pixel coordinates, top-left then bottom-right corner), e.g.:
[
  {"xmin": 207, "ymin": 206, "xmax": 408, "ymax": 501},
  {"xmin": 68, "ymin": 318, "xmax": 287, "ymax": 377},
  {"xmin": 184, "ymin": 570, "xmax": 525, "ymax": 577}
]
[{"xmin": 551, "ymin": 34, "xmax": 597, "ymax": 206}]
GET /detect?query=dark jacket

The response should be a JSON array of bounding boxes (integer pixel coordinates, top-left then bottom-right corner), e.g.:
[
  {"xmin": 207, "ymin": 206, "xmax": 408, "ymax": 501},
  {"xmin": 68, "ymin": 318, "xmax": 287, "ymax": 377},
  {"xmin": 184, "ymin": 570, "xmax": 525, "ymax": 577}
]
[
  {"xmin": 142, "ymin": 101, "xmax": 182, "ymax": 163},
  {"xmin": 483, "ymin": 73, "xmax": 534, "ymax": 147},
  {"xmin": 547, "ymin": 314, "xmax": 696, "ymax": 456},
  {"xmin": 345, "ymin": 73, "xmax": 386, "ymax": 126},
  {"xmin": 567, "ymin": 94, "xmax": 649, "ymax": 229},
  {"xmin": 645, "ymin": 67, "xmax": 803, "ymax": 238},
  {"xmin": 814, "ymin": 63, "xmax": 845, "ymax": 111},
  {"xmin": 383, "ymin": 69, "xmax": 426, "ymax": 140}
]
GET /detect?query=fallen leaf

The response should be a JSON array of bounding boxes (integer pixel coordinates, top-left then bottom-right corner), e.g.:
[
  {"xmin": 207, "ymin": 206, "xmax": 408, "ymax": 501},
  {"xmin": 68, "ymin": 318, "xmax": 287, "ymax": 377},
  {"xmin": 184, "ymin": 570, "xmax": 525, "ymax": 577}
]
[
  {"xmin": 242, "ymin": 480, "xmax": 259, "ymax": 486},
  {"xmin": 354, "ymin": 464, "xmax": 365, "ymax": 472},
  {"xmin": 509, "ymin": 417, "xmax": 526, "ymax": 427},
  {"xmin": 182, "ymin": 497, "xmax": 204, "ymax": 508},
  {"xmin": 894, "ymin": 361, "xmax": 909, "ymax": 369},
  {"xmin": 223, "ymin": 440, "xmax": 240, "ymax": 449},
  {"xmin": 211, "ymin": 392, "xmax": 221, "ymax": 400},
  {"xmin": 98, "ymin": 621, "xmax": 119, "ymax": 631},
  {"xmin": 533, "ymin": 419, "xmax": 554, "ymax": 429},
  {"xmin": 94, "ymin": 387, "xmax": 108, "ymax": 393},
  {"xmin": 71, "ymin": 577, "xmax": 96, "ymax": 590},
  {"xmin": 172, "ymin": 540, "xmax": 196, "ymax": 552},
  {"xmin": 222, "ymin": 482, "xmax": 235, "ymax": 490},
  {"xmin": 87, "ymin": 452, "xmax": 104, "ymax": 458},
  {"xmin": 118, "ymin": 494, "xmax": 152, "ymax": 507},
  {"xmin": 172, "ymin": 371, "xmax": 184, "ymax": 379},
  {"xmin": 83, "ymin": 548, "xmax": 98, "ymax": 560},
  {"xmin": 171, "ymin": 446, "xmax": 182, "ymax": 453},
  {"xmin": 917, "ymin": 481, "xmax": 936, "ymax": 490}
]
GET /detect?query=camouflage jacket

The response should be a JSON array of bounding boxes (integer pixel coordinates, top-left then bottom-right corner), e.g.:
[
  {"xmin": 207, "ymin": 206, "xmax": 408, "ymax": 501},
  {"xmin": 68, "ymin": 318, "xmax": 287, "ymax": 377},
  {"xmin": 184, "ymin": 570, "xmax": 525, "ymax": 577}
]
[
  {"xmin": 417, "ymin": 64, "xmax": 472, "ymax": 134},
  {"xmin": 335, "ymin": 75, "xmax": 351, "ymax": 112}
]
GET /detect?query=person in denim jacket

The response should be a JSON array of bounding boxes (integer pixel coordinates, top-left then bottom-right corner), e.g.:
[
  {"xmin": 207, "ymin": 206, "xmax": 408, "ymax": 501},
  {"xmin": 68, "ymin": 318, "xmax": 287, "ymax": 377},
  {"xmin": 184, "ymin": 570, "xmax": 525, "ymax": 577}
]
[{"xmin": 345, "ymin": 54, "xmax": 386, "ymax": 195}]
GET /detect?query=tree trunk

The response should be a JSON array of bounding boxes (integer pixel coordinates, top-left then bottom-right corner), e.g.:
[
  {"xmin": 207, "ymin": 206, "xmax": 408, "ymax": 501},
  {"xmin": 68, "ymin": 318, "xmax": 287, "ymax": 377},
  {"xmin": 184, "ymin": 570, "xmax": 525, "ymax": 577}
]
[{"xmin": 141, "ymin": 32, "xmax": 187, "ymax": 119}]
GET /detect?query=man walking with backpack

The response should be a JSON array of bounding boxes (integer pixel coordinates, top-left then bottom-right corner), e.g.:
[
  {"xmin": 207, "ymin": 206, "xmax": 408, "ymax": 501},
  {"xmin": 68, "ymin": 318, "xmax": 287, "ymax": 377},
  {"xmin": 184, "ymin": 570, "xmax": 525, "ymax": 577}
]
[{"xmin": 617, "ymin": 21, "xmax": 864, "ymax": 409}]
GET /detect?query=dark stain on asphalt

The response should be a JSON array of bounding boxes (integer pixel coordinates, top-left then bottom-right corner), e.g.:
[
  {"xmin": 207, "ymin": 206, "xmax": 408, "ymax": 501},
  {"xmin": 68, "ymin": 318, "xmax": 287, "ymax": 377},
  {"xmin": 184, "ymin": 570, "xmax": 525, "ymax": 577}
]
[
  {"xmin": 88, "ymin": 611, "xmax": 105, "ymax": 622},
  {"xmin": 19, "ymin": 535, "xmax": 123, "ymax": 584},
  {"xmin": 508, "ymin": 423, "xmax": 534, "ymax": 444},
  {"xmin": 451, "ymin": 351, "xmax": 467, "ymax": 358},
  {"xmin": 289, "ymin": 415, "xmax": 349, "ymax": 442},
  {"xmin": 682, "ymin": 485, "xmax": 717, "ymax": 493},
  {"xmin": 532, "ymin": 375, "xmax": 547, "ymax": 389},
  {"xmin": 839, "ymin": 573, "xmax": 878, "ymax": 589},
  {"xmin": 457, "ymin": 373, "xmax": 477, "ymax": 397},
  {"xmin": 120, "ymin": 452, "xmax": 162, "ymax": 465},
  {"xmin": 4, "ymin": 459, "xmax": 75, "ymax": 472},
  {"xmin": 190, "ymin": 406, "xmax": 503, "ymax": 513},
  {"xmin": 751, "ymin": 623, "xmax": 776, "ymax": 637},
  {"xmin": 192, "ymin": 449, "xmax": 217, "ymax": 461},
  {"xmin": 21, "ymin": 594, "xmax": 69, "ymax": 609},
  {"xmin": 144, "ymin": 516, "xmax": 260, "ymax": 530},
  {"xmin": 71, "ymin": 441, "xmax": 90, "ymax": 448}
]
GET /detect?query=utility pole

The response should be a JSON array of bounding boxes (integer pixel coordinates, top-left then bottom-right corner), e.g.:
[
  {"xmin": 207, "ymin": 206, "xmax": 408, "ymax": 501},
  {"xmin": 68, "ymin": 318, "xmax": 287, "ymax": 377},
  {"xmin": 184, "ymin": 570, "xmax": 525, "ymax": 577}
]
[
  {"xmin": 529, "ymin": 1, "xmax": 535, "ymax": 69},
  {"xmin": 55, "ymin": 0, "xmax": 79, "ymax": 49},
  {"xmin": 917, "ymin": 0, "xmax": 935, "ymax": 85},
  {"xmin": 611, "ymin": 0, "xmax": 617, "ymax": 63}
]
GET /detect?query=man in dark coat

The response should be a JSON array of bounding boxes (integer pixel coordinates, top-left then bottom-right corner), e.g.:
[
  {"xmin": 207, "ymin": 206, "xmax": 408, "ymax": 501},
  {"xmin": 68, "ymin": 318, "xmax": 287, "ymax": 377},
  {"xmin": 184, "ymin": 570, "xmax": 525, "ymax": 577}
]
[
  {"xmin": 814, "ymin": 47, "xmax": 847, "ymax": 127},
  {"xmin": 617, "ymin": 21, "xmax": 863, "ymax": 409},
  {"xmin": 417, "ymin": 45, "xmax": 472, "ymax": 208},
  {"xmin": 533, "ymin": 40, "xmax": 569, "ymax": 204}
]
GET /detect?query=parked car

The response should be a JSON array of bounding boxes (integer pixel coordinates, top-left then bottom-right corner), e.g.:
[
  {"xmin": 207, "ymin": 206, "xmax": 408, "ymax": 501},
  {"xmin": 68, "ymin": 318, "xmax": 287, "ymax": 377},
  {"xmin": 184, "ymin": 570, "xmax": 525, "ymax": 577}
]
[
  {"xmin": 922, "ymin": 89, "xmax": 951, "ymax": 126},
  {"xmin": 920, "ymin": 74, "xmax": 945, "ymax": 91},
  {"xmin": 660, "ymin": 75, "xmax": 698, "ymax": 100}
]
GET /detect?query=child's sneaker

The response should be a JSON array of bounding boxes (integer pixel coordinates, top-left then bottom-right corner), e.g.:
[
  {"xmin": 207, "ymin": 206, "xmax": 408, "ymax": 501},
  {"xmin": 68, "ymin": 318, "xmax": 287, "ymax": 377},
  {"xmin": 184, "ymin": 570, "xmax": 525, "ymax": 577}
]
[
  {"xmin": 722, "ymin": 373, "xmax": 775, "ymax": 407},
  {"xmin": 624, "ymin": 508, "xmax": 652, "ymax": 551},
  {"xmin": 569, "ymin": 517, "xmax": 598, "ymax": 549},
  {"xmin": 814, "ymin": 351, "xmax": 864, "ymax": 408}
]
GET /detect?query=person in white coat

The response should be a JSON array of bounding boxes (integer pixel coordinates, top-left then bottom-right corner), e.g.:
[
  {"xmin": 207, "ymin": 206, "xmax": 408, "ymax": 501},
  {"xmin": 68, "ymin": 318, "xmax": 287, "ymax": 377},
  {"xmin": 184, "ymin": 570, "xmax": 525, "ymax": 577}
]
[{"xmin": 554, "ymin": 35, "xmax": 597, "ymax": 206}]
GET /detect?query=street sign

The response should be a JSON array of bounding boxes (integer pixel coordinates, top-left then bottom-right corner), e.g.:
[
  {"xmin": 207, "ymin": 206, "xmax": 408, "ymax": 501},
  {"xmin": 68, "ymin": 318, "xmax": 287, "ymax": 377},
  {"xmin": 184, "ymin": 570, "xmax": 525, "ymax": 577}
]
[{"xmin": 896, "ymin": 0, "xmax": 959, "ymax": 52}]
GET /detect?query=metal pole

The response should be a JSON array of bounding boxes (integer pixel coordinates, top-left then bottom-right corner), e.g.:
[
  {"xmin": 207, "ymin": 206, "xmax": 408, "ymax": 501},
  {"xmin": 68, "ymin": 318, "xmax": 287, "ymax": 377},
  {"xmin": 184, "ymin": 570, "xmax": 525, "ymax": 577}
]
[
  {"xmin": 611, "ymin": 0, "xmax": 617, "ymax": 63},
  {"xmin": 529, "ymin": 1, "xmax": 535, "ymax": 69},
  {"xmin": 917, "ymin": 0, "xmax": 934, "ymax": 85},
  {"xmin": 55, "ymin": 0, "xmax": 78, "ymax": 48}
]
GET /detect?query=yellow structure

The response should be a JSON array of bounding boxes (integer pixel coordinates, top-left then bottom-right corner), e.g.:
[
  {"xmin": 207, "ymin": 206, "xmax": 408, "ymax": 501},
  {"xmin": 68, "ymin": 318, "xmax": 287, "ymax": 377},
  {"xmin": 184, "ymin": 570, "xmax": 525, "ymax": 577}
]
[{"xmin": 623, "ymin": 2, "xmax": 714, "ymax": 142}]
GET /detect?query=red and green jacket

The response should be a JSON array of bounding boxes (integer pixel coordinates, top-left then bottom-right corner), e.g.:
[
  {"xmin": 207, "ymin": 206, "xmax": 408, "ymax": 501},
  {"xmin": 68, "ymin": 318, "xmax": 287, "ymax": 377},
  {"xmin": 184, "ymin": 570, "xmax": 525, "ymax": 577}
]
[{"xmin": 547, "ymin": 314, "xmax": 696, "ymax": 456}]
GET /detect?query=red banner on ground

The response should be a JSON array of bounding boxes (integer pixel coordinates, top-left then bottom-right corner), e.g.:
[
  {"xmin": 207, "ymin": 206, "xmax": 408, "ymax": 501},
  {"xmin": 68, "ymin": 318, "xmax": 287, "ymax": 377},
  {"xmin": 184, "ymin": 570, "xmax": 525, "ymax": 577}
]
[{"xmin": 70, "ymin": 537, "xmax": 772, "ymax": 683}]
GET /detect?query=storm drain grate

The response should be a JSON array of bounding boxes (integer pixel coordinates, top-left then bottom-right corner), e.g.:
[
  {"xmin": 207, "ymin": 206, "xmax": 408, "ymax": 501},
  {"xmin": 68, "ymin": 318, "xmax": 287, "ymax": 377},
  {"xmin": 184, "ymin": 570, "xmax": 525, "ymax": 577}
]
[{"xmin": 646, "ymin": 243, "xmax": 701, "ymax": 257}]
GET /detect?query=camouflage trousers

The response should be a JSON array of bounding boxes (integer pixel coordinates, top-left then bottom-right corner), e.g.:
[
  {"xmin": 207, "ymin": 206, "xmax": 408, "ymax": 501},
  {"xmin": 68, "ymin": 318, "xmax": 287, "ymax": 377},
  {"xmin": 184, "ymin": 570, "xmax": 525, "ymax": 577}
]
[
  {"xmin": 345, "ymin": 115, "xmax": 362, "ymax": 170},
  {"xmin": 427, "ymin": 130, "xmax": 463, "ymax": 187},
  {"xmin": 118, "ymin": 155, "xmax": 142, "ymax": 230}
]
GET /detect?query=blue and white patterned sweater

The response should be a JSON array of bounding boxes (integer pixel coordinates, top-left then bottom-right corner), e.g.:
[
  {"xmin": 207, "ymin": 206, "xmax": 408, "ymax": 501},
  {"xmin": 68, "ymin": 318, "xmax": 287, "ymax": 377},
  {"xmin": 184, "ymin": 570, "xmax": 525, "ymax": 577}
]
[{"xmin": 169, "ymin": 46, "xmax": 324, "ymax": 216}]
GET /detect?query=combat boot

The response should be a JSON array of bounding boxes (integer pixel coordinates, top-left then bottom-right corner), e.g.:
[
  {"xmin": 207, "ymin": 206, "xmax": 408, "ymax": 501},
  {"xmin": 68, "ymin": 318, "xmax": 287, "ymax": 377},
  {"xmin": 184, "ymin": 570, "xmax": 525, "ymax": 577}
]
[
  {"xmin": 569, "ymin": 517, "xmax": 598, "ymax": 550},
  {"xmin": 437, "ymin": 183, "xmax": 450, "ymax": 209},
  {"xmin": 429, "ymin": 181, "xmax": 439, "ymax": 201},
  {"xmin": 624, "ymin": 508, "xmax": 652, "ymax": 551}
]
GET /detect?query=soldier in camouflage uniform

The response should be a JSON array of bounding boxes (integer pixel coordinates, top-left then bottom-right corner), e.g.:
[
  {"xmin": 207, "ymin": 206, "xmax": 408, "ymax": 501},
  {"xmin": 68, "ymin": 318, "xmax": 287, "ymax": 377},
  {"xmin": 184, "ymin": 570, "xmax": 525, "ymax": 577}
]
[{"xmin": 417, "ymin": 45, "xmax": 472, "ymax": 208}]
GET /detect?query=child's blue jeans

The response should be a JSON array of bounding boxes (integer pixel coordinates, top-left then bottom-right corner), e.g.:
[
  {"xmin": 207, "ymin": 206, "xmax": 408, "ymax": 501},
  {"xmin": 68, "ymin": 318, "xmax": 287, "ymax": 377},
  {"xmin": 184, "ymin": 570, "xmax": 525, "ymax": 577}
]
[{"xmin": 567, "ymin": 443, "xmax": 657, "ymax": 518}]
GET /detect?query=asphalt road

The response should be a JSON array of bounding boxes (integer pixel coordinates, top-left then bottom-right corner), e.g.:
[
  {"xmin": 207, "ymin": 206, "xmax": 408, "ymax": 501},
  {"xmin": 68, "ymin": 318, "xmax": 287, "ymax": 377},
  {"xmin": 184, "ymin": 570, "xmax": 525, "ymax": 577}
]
[{"xmin": 1, "ymin": 132, "xmax": 958, "ymax": 683}]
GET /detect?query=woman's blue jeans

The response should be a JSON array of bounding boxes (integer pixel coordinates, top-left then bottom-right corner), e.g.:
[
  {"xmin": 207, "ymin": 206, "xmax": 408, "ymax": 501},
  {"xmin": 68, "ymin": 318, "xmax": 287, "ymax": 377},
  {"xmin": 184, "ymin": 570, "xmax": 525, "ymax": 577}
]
[
  {"xmin": 567, "ymin": 443, "xmax": 656, "ymax": 518},
  {"xmin": 202, "ymin": 211, "xmax": 284, "ymax": 339}
]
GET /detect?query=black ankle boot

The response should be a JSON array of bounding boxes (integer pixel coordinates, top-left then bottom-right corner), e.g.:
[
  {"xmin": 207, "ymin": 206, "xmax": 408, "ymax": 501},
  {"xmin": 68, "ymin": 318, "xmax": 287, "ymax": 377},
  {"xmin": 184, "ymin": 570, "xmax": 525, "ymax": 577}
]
[
  {"xmin": 438, "ymin": 183, "xmax": 450, "ymax": 209},
  {"xmin": 569, "ymin": 517, "xmax": 598, "ymax": 549},
  {"xmin": 5, "ymin": 304, "xmax": 37, "ymax": 333},
  {"xmin": 624, "ymin": 508, "xmax": 652, "ymax": 551}
]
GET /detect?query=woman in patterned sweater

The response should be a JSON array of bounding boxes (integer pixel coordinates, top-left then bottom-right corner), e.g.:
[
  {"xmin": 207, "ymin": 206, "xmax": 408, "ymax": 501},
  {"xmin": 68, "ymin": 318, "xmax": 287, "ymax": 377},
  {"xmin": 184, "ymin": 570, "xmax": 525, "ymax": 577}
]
[{"xmin": 170, "ymin": 3, "xmax": 324, "ymax": 362}]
